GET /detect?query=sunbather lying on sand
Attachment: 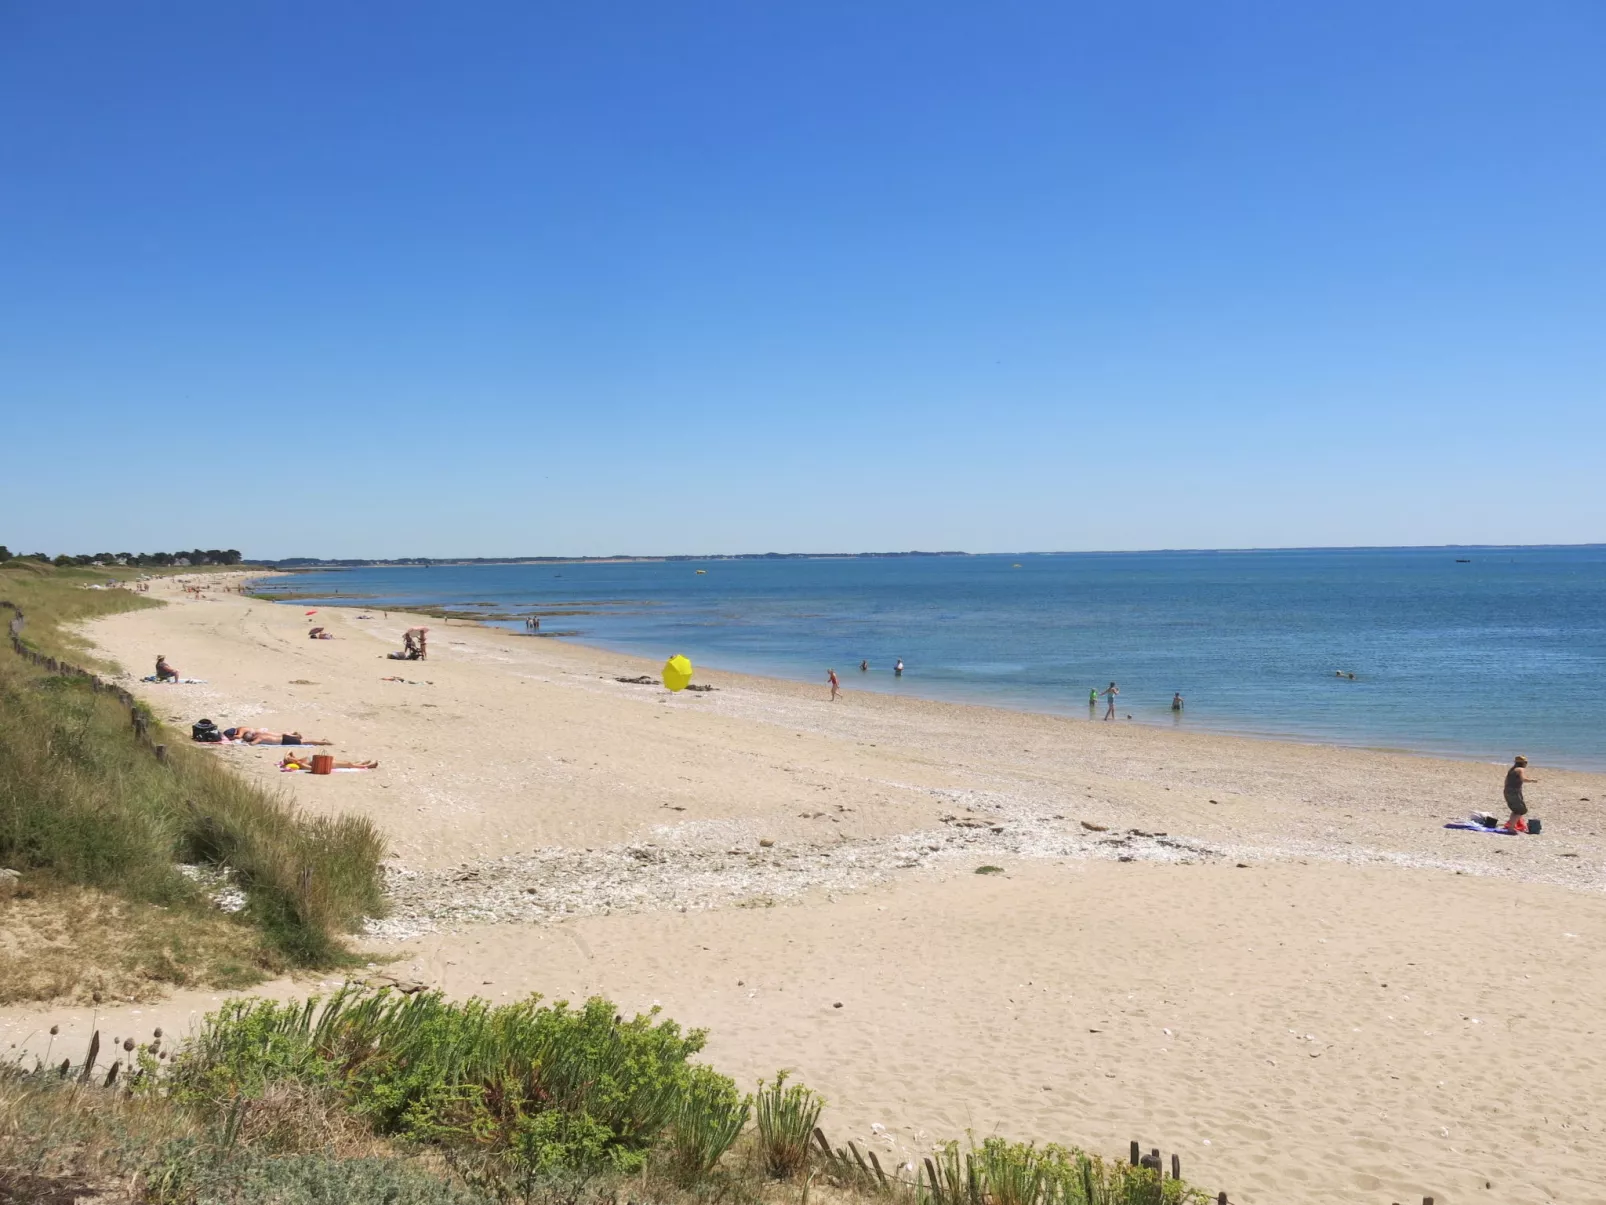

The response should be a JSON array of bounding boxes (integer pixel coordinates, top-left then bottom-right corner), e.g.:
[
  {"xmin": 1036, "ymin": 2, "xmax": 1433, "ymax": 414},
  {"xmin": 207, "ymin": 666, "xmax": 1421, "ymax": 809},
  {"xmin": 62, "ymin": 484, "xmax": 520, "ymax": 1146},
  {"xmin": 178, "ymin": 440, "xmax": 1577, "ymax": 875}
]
[
  {"xmin": 280, "ymin": 755, "xmax": 379, "ymax": 771},
  {"xmin": 223, "ymin": 727, "xmax": 334, "ymax": 746},
  {"xmin": 308, "ymin": 626, "xmax": 334, "ymax": 639}
]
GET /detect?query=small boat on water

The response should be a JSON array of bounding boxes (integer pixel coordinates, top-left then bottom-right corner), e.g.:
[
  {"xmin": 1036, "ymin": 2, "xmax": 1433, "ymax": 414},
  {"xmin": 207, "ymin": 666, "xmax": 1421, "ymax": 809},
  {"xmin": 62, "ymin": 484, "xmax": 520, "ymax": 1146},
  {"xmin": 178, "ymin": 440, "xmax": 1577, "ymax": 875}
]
[
  {"xmin": 696, "ymin": 569, "xmax": 707, "ymax": 574},
  {"xmin": 1455, "ymin": 558, "xmax": 1471, "ymax": 563}
]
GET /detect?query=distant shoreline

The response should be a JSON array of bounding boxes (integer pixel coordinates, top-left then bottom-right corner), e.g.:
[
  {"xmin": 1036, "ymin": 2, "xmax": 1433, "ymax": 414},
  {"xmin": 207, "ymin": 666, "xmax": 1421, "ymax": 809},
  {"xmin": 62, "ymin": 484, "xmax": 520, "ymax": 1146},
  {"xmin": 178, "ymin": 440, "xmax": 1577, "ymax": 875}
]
[{"xmin": 249, "ymin": 543, "xmax": 1606, "ymax": 570}]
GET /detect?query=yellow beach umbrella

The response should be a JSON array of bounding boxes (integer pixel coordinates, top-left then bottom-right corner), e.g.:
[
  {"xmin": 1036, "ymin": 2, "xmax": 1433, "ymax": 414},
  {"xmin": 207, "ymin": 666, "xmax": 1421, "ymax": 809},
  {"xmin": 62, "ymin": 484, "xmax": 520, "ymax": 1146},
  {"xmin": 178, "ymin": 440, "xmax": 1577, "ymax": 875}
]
[{"xmin": 662, "ymin": 654, "xmax": 694, "ymax": 692}]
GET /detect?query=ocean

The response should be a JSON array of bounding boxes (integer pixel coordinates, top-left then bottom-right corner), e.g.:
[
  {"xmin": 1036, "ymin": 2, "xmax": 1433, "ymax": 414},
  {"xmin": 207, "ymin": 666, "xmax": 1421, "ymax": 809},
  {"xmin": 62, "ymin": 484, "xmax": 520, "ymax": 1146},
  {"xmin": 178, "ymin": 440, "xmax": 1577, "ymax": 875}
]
[{"xmin": 258, "ymin": 546, "xmax": 1606, "ymax": 770}]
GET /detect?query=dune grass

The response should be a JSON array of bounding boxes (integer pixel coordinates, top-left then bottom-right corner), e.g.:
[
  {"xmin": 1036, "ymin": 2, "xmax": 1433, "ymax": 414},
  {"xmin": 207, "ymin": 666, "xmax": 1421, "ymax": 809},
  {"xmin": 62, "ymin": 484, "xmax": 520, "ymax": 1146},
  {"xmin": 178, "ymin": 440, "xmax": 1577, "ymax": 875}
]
[
  {"xmin": 0, "ymin": 557, "xmax": 170, "ymax": 666},
  {"xmin": 0, "ymin": 561, "xmax": 387, "ymax": 980}
]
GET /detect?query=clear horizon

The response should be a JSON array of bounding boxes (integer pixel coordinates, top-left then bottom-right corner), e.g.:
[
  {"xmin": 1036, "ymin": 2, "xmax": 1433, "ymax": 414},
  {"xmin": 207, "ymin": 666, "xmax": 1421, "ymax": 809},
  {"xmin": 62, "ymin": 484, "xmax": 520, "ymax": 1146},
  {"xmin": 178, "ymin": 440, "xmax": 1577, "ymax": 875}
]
[{"xmin": 3, "ymin": 3, "xmax": 1603, "ymax": 560}]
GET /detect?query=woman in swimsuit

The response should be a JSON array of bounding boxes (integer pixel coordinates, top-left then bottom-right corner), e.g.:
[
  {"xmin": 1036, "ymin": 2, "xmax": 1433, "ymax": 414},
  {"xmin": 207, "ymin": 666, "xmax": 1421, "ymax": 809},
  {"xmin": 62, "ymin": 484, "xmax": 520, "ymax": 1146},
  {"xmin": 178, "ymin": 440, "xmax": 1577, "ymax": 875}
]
[
  {"xmin": 281, "ymin": 755, "xmax": 378, "ymax": 770},
  {"xmin": 1101, "ymin": 682, "xmax": 1119, "ymax": 720}
]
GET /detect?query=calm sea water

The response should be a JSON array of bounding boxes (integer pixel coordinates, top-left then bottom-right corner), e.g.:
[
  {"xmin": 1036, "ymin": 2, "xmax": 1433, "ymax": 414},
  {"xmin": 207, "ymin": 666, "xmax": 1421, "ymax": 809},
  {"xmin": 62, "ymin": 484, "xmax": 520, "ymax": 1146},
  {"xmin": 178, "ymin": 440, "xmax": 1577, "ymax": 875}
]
[{"xmin": 260, "ymin": 548, "xmax": 1606, "ymax": 770}]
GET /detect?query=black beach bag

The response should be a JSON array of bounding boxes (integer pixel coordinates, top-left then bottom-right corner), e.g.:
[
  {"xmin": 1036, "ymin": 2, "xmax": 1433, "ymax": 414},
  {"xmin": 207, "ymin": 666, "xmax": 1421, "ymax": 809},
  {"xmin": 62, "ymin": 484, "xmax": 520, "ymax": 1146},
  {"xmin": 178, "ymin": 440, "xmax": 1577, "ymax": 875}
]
[{"xmin": 192, "ymin": 718, "xmax": 222, "ymax": 743}]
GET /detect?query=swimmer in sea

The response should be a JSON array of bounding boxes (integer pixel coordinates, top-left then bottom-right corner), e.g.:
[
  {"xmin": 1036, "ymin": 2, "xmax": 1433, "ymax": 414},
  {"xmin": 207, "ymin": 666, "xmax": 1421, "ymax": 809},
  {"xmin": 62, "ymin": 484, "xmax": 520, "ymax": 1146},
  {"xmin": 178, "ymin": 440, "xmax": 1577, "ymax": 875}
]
[{"xmin": 1171, "ymin": 692, "xmax": 1184, "ymax": 711}]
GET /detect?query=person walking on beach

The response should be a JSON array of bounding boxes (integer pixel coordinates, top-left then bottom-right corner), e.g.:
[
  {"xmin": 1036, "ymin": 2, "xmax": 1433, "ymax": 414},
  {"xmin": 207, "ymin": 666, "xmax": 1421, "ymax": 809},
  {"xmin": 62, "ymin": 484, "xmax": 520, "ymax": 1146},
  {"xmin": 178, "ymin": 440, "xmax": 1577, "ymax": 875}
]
[
  {"xmin": 1101, "ymin": 681, "xmax": 1119, "ymax": 720},
  {"xmin": 828, "ymin": 668, "xmax": 841, "ymax": 701},
  {"xmin": 1504, "ymin": 755, "xmax": 1537, "ymax": 833}
]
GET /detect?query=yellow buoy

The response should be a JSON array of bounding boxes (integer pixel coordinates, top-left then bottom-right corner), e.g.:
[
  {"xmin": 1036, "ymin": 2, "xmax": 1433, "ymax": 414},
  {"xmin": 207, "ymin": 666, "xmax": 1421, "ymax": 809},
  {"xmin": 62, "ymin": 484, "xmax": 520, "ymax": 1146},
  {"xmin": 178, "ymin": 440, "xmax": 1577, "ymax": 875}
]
[{"xmin": 662, "ymin": 654, "xmax": 694, "ymax": 692}]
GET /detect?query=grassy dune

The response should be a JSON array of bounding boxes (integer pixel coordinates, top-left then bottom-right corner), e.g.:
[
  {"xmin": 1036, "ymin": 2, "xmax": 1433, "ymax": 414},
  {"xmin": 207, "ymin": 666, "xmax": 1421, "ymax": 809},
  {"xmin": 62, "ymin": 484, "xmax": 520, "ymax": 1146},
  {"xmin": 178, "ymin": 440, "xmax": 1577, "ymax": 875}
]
[{"xmin": 0, "ymin": 562, "xmax": 386, "ymax": 996}]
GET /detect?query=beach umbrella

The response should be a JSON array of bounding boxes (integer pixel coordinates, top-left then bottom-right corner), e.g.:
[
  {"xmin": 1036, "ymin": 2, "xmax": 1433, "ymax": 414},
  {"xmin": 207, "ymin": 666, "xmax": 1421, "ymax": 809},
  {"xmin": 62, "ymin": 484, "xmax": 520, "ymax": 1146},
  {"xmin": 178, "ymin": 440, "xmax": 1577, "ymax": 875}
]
[{"xmin": 662, "ymin": 654, "xmax": 694, "ymax": 692}]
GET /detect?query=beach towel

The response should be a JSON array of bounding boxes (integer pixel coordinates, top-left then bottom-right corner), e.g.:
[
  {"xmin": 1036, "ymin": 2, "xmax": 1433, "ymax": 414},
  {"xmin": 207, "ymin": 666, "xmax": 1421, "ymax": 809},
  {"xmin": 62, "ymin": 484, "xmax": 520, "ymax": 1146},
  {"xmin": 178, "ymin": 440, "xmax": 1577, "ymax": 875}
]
[
  {"xmin": 142, "ymin": 676, "xmax": 207, "ymax": 684},
  {"xmin": 1443, "ymin": 822, "xmax": 1518, "ymax": 836}
]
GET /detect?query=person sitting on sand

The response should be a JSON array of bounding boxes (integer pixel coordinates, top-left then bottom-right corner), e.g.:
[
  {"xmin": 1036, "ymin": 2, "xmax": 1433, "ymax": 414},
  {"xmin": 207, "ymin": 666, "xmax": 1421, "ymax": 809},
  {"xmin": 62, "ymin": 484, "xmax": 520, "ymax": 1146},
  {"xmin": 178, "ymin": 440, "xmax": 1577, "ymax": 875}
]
[
  {"xmin": 280, "ymin": 754, "xmax": 378, "ymax": 771},
  {"xmin": 1504, "ymin": 755, "xmax": 1537, "ymax": 833},
  {"xmin": 308, "ymin": 626, "xmax": 334, "ymax": 639},
  {"xmin": 154, "ymin": 655, "xmax": 179, "ymax": 682},
  {"xmin": 223, "ymin": 727, "xmax": 335, "ymax": 746}
]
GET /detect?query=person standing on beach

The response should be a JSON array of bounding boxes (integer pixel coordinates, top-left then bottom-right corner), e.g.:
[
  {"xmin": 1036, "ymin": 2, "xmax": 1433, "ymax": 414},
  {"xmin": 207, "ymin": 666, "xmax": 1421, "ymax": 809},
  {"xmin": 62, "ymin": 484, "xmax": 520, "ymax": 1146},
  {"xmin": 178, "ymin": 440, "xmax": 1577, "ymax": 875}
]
[
  {"xmin": 1101, "ymin": 681, "xmax": 1119, "ymax": 720},
  {"xmin": 828, "ymin": 668, "xmax": 841, "ymax": 701},
  {"xmin": 1504, "ymin": 755, "xmax": 1537, "ymax": 833},
  {"xmin": 1089, "ymin": 687, "xmax": 1098, "ymax": 708}
]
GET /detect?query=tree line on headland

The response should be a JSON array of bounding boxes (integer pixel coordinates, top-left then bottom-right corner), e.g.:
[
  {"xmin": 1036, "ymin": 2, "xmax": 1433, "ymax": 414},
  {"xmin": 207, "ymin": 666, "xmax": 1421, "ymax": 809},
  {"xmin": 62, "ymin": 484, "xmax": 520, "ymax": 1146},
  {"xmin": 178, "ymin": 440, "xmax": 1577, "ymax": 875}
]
[{"xmin": 0, "ymin": 546, "xmax": 243, "ymax": 568}]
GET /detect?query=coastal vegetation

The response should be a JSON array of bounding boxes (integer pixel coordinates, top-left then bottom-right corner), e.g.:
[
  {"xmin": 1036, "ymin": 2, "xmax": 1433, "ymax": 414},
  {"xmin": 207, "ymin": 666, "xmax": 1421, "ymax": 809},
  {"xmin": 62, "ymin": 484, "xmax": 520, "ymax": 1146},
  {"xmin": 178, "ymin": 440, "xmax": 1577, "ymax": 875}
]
[
  {"xmin": 0, "ymin": 546, "xmax": 243, "ymax": 569},
  {"xmin": 0, "ymin": 561, "xmax": 387, "ymax": 997},
  {"xmin": 1, "ymin": 987, "xmax": 1212, "ymax": 1205}
]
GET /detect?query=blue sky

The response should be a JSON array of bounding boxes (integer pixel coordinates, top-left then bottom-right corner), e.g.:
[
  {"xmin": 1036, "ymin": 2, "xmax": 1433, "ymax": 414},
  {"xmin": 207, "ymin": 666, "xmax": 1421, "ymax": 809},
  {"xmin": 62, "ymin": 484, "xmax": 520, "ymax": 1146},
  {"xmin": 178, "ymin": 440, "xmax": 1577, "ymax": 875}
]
[{"xmin": 3, "ymin": 2, "xmax": 1602, "ymax": 559}]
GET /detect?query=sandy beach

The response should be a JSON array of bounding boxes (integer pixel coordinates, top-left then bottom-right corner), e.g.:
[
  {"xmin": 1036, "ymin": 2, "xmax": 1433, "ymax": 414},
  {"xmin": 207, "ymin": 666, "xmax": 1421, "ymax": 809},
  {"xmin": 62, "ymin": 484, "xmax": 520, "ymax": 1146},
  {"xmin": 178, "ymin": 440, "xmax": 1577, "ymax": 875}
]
[{"xmin": 6, "ymin": 574, "xmax": 1606, "ymax": 1204}]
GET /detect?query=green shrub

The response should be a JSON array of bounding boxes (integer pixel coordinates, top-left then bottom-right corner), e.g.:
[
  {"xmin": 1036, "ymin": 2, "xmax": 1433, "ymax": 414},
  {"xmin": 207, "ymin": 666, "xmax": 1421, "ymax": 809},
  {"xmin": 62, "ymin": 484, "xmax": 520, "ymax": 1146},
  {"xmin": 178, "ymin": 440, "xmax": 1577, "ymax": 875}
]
[
  {"xmin": 667, "ymin": 1064, "xmax": 750, "ymax": 1182},
  {"xmin": 169, "ymin": 987, "xmax": 739, "ymax": 1183},
  {"xmin": 754, "ymin": 1072, "xmax": 822, "ymax": 1180},
  {"xmin": 918, "ymin": 1140, "xmax": 1208, "ymax": 1205}
]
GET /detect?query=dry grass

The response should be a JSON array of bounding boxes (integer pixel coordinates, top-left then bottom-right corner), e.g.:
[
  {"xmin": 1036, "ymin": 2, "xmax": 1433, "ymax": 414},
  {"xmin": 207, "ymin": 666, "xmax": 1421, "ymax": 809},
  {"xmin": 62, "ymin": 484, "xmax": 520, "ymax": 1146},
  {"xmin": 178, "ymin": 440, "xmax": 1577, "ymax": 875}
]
[{"xmin": 0, "ymin": 876, "xmax": 280, "ymax": 1007}]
